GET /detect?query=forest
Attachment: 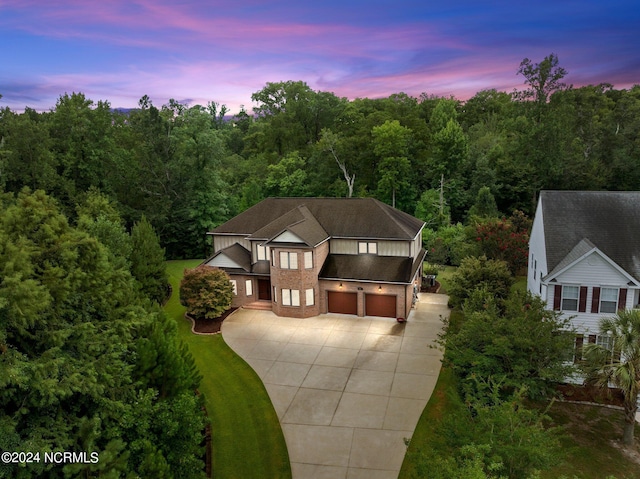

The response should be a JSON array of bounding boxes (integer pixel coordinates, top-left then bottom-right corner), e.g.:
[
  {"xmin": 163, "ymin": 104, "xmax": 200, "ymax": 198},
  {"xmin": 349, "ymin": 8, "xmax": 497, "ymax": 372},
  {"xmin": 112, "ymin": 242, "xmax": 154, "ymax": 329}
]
[
  {"xmin": 1, "ymin": 55, "xmax": 639, "ymax": 261},
  {"xmin": 1, "ymin": 54, "xmax": 639, "ymax": 477}
]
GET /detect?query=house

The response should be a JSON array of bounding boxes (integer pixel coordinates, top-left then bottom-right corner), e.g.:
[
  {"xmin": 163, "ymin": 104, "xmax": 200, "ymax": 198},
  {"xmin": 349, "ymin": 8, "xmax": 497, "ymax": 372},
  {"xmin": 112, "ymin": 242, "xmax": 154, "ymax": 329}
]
[
  {"xmin": 527, "ymin": 190, "xmax": 640, "ymax": 358},
  {"xmin": 204, "ymin": 197, "xmax": 426, "ymax": 319}
]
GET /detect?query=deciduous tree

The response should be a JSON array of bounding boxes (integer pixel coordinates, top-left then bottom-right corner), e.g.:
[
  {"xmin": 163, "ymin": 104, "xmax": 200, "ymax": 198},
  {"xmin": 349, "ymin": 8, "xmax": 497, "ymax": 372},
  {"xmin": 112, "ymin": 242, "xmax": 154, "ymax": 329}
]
[{"xmin": 180, "ymin": 266, "xmax": 234, "ymax": 320}]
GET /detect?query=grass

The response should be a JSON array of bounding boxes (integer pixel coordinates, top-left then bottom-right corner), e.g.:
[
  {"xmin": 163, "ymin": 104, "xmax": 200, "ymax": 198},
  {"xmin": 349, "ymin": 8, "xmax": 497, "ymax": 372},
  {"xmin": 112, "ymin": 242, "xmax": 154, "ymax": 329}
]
[
  {"xmin": 540, "ymin": 401, "xmax": 640, "ymax": 479},
  {"xmin": 164, "ymin": 260, "xmax": 291, "ymax": 479},
  {"xmin": 398, "ymin": 367, "xmax": 463, "ymax": 479},
  {"xmin": 429, "ymin": 265, "xmax": 457, "ymax": 294},
  {"xmin": 511, "ymin": 275, "xmax": 528, "ymax": 294}
]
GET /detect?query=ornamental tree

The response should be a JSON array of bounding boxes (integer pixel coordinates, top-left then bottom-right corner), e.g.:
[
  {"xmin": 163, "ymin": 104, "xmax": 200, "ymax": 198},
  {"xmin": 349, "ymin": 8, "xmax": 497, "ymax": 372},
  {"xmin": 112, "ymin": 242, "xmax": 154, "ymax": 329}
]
[
  {"xmin": 180, "ymin": 266, "xmax": 234, "ymax": 320},
  {"xmin": 472, "ymin": 212, "xmax": 531, "ymax": 274}
]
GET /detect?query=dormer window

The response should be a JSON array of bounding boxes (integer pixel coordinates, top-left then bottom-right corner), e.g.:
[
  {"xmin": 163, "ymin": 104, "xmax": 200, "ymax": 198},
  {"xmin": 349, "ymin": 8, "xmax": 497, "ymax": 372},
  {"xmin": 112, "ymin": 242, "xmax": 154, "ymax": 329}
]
[
  {"xmin": 257, "ymin": 244, "xmax": 268, "ymax": 261},
  {"xmin": 358, "ymin": 242, "xmax": 377, "ymax": 255}
]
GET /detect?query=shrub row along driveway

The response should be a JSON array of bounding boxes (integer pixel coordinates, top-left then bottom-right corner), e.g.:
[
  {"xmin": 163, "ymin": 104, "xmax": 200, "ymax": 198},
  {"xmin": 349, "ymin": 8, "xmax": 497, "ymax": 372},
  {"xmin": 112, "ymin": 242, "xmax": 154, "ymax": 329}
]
[{"xmin": 221, "ymin": 293, "xmax": 449, "ymax": 479}]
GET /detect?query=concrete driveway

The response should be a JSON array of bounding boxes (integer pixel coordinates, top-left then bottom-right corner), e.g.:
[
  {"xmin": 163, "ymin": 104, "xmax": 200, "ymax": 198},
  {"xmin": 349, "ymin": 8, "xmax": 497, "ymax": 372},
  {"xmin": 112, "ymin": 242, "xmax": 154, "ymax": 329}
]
[{"xmin": 221, "ymin": 293, "xmax": 449, "ymax": 479}]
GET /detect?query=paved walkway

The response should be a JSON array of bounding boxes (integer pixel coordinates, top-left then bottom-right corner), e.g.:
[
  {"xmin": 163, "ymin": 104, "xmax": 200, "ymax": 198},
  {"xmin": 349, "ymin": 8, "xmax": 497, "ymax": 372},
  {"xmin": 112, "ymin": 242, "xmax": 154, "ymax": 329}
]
[{"xmin": 221, "ymin": 293, "xmax": 450, "ymax": 479}]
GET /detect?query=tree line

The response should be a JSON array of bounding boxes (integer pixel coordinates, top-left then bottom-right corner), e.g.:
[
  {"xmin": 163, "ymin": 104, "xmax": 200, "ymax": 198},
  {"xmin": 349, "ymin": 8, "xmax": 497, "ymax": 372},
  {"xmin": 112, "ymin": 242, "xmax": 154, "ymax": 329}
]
[{"xmin": 1, "ymin": 54, "xmax": 639, "ymax": 260}]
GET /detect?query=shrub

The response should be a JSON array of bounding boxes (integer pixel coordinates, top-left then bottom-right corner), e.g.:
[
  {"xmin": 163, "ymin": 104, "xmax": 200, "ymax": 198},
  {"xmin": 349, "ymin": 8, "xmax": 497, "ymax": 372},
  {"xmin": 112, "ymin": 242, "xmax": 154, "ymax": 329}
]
[
  {"xmin": 447, "ymin": 255, "xmax": 513, "ymax": 310},
  {"xmin": 179, "ymin": 266, "xmax": 234, "ymax": 320},
  {"xmin": 442, "ymin": 291, "xmax": 575, "ymax": 400}
]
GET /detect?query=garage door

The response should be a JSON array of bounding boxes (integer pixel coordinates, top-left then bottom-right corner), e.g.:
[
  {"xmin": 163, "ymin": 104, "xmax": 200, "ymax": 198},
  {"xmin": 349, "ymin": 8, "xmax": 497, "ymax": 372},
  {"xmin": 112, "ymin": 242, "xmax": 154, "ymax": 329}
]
[
  {"xmin": 327, "ymin": 291, "xmax": 358, "ymax": 315},
  {"xmin": 365, "ymin": 294, "xmax": 396, "ymax": 318}
]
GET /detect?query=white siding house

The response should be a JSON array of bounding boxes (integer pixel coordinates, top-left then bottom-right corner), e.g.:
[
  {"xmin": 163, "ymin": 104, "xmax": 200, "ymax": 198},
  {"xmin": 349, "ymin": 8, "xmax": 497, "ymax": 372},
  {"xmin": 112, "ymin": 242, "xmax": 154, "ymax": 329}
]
[{"xmin": 527, "ymin": 191, "xmax": 640, "ymax": 360}]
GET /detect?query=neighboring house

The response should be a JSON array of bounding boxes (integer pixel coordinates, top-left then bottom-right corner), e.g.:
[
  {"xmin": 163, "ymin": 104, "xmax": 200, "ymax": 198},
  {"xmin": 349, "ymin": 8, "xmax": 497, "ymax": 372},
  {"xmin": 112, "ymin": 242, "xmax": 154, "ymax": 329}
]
[
  {"xmin": 204, "ymin": 197, "xmax": 426, "ymax": 319},
  {"xmin": 527, "ymin": 190, "xmax": 640, "ymax": 360}
]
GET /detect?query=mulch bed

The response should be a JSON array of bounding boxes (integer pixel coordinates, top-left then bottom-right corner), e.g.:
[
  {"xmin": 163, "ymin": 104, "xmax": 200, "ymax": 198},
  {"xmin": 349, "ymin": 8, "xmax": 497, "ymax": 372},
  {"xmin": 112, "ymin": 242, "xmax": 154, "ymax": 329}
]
[
  {"xmin": 421, "ymin": 280, "xmax": 441, "ymax": 293},
  {"xmin": 189, "ymin": 308, "xmax": 238, "ymax": 334},
  {"xmin": 556, "ymin": 383, "xmax": 625, "ymax": 407}
]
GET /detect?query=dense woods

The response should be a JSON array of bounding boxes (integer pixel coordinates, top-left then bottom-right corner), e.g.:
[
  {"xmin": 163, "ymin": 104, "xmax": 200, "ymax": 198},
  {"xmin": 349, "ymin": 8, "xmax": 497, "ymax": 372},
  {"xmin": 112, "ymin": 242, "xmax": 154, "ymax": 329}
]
[
  {"xmin": 1, "ymin": 56, "xmax": 639, "ymax": 260},
  {"xmin": 0, "ymin": 189, "xmax": 206, "ymax": 478}
]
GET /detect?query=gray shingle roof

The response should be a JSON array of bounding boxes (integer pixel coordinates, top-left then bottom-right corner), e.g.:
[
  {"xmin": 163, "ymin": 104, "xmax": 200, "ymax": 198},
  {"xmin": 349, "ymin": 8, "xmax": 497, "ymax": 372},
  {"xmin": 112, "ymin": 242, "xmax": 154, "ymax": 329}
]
[
  {"xmin": 208, "ymin": 243, "xmax": 252, "ymax": 271},
  {"xmin": 319, "ymin": 249, "xmax": 426, "ymax": 284},
  {"xmin": 211, "ymin": 198, "xmax": 424, "ymax": 240},
  {"xmin": 251, "ymin": 205, "xmax": 329, "ymax": 246},
  {"xmin": 540, "ymin": 191, "xmax": 640, "ymax": 281}
]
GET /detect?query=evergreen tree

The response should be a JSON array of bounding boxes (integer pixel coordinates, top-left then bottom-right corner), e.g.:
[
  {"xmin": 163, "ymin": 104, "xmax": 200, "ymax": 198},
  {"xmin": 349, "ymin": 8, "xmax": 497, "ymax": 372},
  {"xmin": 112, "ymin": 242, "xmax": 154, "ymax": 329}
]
[
  {"xmin": 131, "ymin": 215, "xmax": 169, "ymax": 303},
  {"xmin": 0, "ymin": 189, "xmax": 206, "ymax": 478}
]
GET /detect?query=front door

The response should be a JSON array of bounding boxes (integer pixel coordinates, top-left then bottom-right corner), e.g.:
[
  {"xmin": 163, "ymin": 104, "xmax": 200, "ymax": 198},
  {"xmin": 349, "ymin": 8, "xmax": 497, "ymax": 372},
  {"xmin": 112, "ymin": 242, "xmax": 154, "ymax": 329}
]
[{"xmin": 258, "ymin": 279, "xmax": 271, "ymax": 300}]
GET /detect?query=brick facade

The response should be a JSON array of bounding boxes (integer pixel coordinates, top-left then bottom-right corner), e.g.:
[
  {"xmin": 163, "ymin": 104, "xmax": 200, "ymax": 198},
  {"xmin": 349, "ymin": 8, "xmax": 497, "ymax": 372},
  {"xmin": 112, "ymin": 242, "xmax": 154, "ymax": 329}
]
[{"xmin": 270, "ymin": 241, "xmax": 329, "ymax": 318}]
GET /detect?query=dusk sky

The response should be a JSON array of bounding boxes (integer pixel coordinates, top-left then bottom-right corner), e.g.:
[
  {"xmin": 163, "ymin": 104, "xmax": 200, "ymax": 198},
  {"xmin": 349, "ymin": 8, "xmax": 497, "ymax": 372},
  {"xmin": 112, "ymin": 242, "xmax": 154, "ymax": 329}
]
[{"xmin": 1, "ymin": 0, "xmax": 639, "ymax": 113}]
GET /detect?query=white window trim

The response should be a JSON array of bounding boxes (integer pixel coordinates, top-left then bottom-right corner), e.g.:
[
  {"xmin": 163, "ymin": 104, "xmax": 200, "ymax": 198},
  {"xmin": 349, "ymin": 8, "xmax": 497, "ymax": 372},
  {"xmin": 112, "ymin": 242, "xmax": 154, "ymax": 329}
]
[
  {"xmin": 257, "ymin": 244, "xmax": 267, "ymax": 261},
  {"xmin": 599, "ymin": 287, "xmax": 619, "ymax": 314},
  {"xmin": 245, "ymin": 279, "xmax": 253, "ymax": 296},
  {"xmin": 561, "ymin": 285, "xmax": 579, "ymax": 311},
  {"xmin": 230, "ymin": 280, "xmax": 237, "ymax": 295},
  {"xmin": 596, "ymin": 334, "xmax": 614, "ymax": 351}
]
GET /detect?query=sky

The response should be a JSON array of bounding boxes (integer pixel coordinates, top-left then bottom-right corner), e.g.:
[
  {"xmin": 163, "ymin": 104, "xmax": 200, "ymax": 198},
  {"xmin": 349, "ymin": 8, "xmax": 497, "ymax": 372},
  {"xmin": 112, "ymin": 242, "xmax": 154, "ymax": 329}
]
[{"xmin": 1, "ymin": 0, "xmax": 639, "ymax": 113}]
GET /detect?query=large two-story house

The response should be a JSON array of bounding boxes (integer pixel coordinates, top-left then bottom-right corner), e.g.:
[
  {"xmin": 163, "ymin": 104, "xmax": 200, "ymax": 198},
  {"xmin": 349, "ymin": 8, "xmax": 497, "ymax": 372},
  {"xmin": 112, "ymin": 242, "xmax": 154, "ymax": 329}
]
[
  {"xmin": 527, "ymin": 190, "xmax": 640, "ymax": 359},
  {"xmin": 204, "ymin": 197, "xmax": 426, "ymax": 319}
]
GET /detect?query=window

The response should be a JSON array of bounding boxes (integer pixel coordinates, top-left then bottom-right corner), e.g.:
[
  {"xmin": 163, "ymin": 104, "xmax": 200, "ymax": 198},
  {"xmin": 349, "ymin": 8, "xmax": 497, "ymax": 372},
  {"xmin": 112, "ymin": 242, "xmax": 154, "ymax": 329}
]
[
  {"xmin": 306, "ymin": 288, "xmax": 314, "ymax": 306},
  {"xmin": 279, "ymin": 251, "xmax": 298, "ymax": 269},
  {"xmin": 596, "ymin": 334, "xmax": 613, "ymax": 351},
  {"xmin": 304, "ymin": 251, "xmax": 313, "ymax": 269},
  {"xmin": 358, "ymin": 242, "xmax": 377, "ymax": 254},
  {"xmin": 245, "ymin": 279, "xmax": 253, "ymax": 296},
  {"xmin": 282, "ymin": 289, "xmax": 300, "ymax": 306},
  {"xmin": 600, "ymin": 288, "xmax": 618, "ymax": 313},
  {"xmin": 561, "ymin": 286, "xmax": 579, "ymax": 311},
  {"xmin": 230, "ymin": 280, "xmax": 237, "ymax": 295},
  {"xmin": 257, "ymin": 245, "xmax": 268, "ymax": 261}
]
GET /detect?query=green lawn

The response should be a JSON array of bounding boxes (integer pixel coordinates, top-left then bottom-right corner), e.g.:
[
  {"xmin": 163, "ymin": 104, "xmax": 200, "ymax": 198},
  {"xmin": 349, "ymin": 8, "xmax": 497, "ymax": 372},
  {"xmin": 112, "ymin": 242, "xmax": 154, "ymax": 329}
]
[
  {"xmin": 540, "ymin": 401, "xmax": 640, "ymax": 479},
  {"xmin": 398, "ymin": 367, "xmax": 464, "ymax": 479},
  {"xmin": 432, "ymin": 265, "xmax": 457, "ymax": 294},
  {"xmin": 164, "ymin": 260, "xmax": 291, "ymax": 479}
]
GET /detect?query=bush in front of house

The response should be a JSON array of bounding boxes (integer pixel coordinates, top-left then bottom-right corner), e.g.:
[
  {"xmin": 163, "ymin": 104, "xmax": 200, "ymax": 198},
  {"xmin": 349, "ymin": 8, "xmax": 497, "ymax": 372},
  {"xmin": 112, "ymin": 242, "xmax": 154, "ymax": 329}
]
[
  {"xmin": 179, "ymin": 266, "xmax": 234, "ymax": 320},
  {"xmin": 447, "ymin": 255, "xmax": 513, "ymax": 310}
]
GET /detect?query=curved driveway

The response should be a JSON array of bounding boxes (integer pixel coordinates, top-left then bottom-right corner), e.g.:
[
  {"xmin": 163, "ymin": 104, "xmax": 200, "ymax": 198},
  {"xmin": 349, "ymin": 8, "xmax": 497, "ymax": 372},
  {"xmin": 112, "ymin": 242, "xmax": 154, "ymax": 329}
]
[{"xmin": 221, "ymin": 293, "xmax": 449, "ymax": 479}]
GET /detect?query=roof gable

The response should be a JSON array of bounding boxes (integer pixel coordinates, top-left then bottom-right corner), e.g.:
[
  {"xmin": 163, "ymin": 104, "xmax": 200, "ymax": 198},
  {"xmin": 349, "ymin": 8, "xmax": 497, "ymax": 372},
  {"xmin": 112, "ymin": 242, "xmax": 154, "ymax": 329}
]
[
  {"xmin": 544, "ymin": 240, "xmax": 640, "ymax": 287},
  {"xmin": 540, "ymin": 190, "xmax": 640, "ymax": 281},
  {"xmin": 203, "ymin": 243, "xmax": 251, "ymax": 272},
  {"xmin": 271, "ymin": 230, "xmax": 306, "ymax": 244},
  {"xmin": 252, "ymin": 205, "xmax": 329, "ymax": 247}
]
